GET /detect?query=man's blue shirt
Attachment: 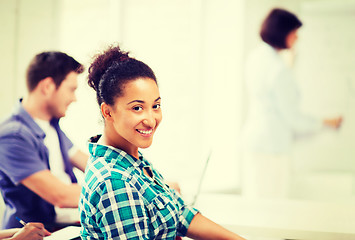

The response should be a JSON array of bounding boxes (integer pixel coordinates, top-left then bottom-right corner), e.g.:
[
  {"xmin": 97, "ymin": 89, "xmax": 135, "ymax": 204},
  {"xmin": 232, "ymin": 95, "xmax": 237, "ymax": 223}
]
[{"xmin": 0, "ymin": 100, "xmax": 77, "ymax": 229}]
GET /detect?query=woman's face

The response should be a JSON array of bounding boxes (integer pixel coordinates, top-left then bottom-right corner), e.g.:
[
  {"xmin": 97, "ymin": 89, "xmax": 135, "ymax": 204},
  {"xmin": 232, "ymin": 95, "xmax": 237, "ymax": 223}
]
[
  {"xmin": 285, "ymin": 29, "xmax": 299, "ymax": 49},
  {"xmin": 107, "ymin": 77, "xmax": 162, "ymax": 154}
]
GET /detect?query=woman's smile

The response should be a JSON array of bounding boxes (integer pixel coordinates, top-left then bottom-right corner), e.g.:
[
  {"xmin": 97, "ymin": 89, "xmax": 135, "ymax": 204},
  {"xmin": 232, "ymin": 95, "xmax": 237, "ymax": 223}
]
[{"xmin": 136, "ymin": 128, "xmax": 154, "ymax": 137}]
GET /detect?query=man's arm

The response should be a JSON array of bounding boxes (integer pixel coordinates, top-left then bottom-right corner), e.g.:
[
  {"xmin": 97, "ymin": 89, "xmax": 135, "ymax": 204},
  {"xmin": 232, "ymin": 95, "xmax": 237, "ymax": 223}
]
[
  {"xmin": 69, "ymin": 149, "xmax": 88, "ymax": 172},
  {"xmin": 21, "ymin": 170, "xmax": 81, "ymax": 208},
  {"xmin": 0, "ymin": 228, "xmax": 20, "ymax": 239},
  {"xmin": 0, "ymin": 223, "xmax": 51, "ymax": 240}
]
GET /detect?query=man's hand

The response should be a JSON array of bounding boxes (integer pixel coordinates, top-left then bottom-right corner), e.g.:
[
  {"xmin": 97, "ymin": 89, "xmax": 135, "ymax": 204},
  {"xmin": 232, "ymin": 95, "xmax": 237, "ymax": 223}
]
[{"xmin": 11, "ymin": 222, "xmax": 51, "ymax": 240}]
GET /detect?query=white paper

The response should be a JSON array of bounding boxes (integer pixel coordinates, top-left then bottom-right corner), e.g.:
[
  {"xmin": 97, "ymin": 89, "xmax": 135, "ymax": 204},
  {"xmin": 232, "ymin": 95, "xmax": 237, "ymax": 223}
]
[{"xmin": 44, "ymin": 226, "xmax": 80, "ymax": 240}]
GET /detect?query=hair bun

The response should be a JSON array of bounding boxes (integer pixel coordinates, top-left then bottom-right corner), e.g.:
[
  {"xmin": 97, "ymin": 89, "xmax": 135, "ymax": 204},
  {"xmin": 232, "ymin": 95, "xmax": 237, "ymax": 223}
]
[
  {"xmin": 88, "ymin": 44, "xmax": 157, "ymax": 107},
  {"xmin": 88, "ymin": 45, "xmax": 130, "ymax": 92}
]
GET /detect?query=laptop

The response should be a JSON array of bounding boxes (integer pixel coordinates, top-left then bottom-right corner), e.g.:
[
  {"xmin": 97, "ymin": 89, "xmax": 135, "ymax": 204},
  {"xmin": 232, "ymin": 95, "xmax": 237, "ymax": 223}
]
[{"xmin": 190, "ymin": 149, "xmax": 212, "ymax": 207}]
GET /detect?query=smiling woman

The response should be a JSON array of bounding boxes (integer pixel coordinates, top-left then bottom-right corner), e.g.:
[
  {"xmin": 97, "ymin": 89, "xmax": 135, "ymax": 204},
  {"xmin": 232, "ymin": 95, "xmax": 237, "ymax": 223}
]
[
  {"xmin": 101, "ymin": 78, "xmax": 162, "ymax": 157},
  {"xmin": 78, "ymin": 44, "xmax": 245, "ymax": 240}
]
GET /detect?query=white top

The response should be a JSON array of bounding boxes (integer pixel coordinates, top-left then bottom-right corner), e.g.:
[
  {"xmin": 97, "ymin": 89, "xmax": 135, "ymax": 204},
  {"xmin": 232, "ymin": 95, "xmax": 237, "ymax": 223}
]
[
  {"xmin": 242, "ymin": 43, "xmax": 322, "ymax": 154},
  {"xmin": 35, "ymin": 119, "xmax": 72, "ymax": 184}
]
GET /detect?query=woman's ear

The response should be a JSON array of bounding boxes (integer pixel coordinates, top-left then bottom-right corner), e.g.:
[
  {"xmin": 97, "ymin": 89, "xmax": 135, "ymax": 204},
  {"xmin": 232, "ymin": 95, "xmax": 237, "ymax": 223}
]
[{"xmin": 101, "ymin": 103, "xmax": 113, "ymax": 121}]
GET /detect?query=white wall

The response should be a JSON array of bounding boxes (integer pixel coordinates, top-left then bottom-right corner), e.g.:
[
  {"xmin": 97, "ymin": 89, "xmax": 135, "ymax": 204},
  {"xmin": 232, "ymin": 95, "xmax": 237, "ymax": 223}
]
[
  {"xmin": 0, "ymin": 0, "xmax": 17, "ymax": 116},
  {"xmin": 57, "ymin": 0, "xmax": 246, "ymax": 196},
  {"xmin": 0, "ymin": 0, "xmax": 60, "ymax": 117},
  {"xmin": 293, "ymin": 0, "xmax": 355, "ymax": 200}
]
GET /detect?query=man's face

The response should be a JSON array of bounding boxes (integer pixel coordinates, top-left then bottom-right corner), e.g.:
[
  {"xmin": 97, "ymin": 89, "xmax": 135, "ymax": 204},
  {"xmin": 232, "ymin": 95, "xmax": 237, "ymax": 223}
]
[{"xmin": 47, "ymin": 71, "xmax": 78, "ymax": 118}]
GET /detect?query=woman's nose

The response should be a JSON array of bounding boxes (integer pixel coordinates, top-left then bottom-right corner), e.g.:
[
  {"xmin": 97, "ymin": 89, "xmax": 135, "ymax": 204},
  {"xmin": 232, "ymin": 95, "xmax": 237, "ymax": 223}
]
[
  {"xmin": 142, "ymin": 113, "xmax": 155, "ymax": 127},
  {"xmin": 142, "ymin": 119, "xmax": 150, "ymax": 126}
]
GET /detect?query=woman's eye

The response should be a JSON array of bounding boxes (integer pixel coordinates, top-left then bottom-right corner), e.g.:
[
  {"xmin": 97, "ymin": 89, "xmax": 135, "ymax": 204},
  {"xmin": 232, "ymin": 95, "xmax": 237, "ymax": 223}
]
[
  {"xmin": 153, "ymin": 104, "xmax": 161, "ymax": 110},
  {"xmin": 133, "ymin": 106, "xmax": 143, "ymax": 111}
]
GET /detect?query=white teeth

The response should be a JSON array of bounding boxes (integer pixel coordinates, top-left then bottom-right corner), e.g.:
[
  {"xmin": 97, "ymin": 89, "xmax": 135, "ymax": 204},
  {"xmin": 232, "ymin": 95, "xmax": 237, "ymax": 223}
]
[{"xmin": 138, "ymin": 129, "xmax": 153, "ymax": 134}]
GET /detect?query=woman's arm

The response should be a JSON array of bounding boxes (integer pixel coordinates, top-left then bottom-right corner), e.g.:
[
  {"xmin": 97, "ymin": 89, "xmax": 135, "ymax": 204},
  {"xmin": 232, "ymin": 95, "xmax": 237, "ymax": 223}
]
[{"xmin": 186, "ymin": 213, "xmax": 246, "ymax": 240}]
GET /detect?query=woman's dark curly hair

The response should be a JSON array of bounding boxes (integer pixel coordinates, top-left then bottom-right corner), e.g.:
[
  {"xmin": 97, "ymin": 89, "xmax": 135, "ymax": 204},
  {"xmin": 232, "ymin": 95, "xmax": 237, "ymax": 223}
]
[{"xmin": 88, "ymin": 45, "xmax": 157, "ymax": 106}]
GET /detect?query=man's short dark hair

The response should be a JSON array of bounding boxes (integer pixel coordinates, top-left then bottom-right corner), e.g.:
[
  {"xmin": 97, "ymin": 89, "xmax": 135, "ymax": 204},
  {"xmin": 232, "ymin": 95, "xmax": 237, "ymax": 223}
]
[
  {"xmin": 260, "ymin": 8, "xmax": 302, "ymax": 49},
  {"xmin": 26, "ymin": 51, "xmax": 84, "ymax": 92}
]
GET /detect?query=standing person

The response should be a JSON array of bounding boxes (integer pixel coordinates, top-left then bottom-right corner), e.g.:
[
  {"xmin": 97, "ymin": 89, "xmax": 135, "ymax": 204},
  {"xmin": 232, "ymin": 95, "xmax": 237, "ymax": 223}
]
[
  {"xmin": 0, "ymin": 223, "xmax": 51, "ymax": 240},
  {"xmin": 79, "ymin": 45, "xmax": 246, "ymax": 240},
  {"xmin": 242, "ymin": 8, "xmax": 342, "ymax": 199},
  {"xmin": 0, "ymin": 51, "xmax": 89, "ymax": 230}
]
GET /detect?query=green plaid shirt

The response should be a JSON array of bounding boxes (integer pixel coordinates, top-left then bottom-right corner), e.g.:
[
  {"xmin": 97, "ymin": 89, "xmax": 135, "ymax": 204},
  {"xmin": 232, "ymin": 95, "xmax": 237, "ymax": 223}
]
[{"xmin": 79, "ymin": 135, "xmax": 198, "ymax": 239}]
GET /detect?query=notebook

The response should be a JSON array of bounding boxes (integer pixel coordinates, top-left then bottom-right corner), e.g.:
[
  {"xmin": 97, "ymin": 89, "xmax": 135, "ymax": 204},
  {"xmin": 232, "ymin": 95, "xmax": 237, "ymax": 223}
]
[{"xmin": 44, "ymin": 226, "xmax": 80, "ymax": 240}]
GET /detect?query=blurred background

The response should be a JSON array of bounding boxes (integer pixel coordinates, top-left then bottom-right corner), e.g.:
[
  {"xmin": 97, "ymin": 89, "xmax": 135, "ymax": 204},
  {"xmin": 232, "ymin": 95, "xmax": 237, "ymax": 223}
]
[{"xmin": 1, "ymin": 0, "xmax": 355, "ymax": 211}]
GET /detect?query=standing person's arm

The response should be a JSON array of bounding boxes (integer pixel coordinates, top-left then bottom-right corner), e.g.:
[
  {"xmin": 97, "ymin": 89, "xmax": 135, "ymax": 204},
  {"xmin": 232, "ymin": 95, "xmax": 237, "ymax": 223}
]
[
  {"xmin": 274, "ymin": 70, "xmax": 342, "ymax": 133},
  {"xmin": 273, "ymin": 68, "xmax": 323, "ymax": 134},
  {"xmin": 186, "ymin": 213, "xmax": 246, "ymax": 240}
]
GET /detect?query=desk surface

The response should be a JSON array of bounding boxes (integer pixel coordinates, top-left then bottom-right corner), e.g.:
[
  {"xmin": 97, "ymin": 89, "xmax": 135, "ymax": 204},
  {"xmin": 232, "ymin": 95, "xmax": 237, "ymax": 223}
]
[{"xmin": 194, "ymin": 193, "xmax": 355, "ymax": 240}]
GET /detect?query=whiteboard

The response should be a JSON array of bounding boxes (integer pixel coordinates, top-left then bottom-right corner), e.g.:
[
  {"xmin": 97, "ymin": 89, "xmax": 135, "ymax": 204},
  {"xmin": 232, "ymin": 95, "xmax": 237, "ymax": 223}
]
[{"xmin": 291, "ymin": 0, "xmax": 355, "ymax": 200}]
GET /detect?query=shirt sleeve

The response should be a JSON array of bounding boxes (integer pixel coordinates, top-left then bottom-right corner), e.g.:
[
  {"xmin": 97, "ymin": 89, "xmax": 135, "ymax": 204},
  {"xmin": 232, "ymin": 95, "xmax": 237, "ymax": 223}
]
[
  {"xmin": 170, "ymin": 189, "xmax": 199, "ymax": 237},
  {"xmin": 0, "ymin": 130, "xmax": 48, "ymax": 185},
  {"xmin": 272, "ymin": 67, "xmax": 323, "ymax": 135}
]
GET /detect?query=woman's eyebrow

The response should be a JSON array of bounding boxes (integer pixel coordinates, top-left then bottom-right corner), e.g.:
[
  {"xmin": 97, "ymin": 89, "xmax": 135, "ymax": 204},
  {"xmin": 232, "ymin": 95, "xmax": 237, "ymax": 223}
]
[
  {"xmin": 127, "ymin": 100, "xmax": 144, "ymax": 105},
  {"xmin": 127, "ymin": 97, "xmax": 161, "ymax": 105}
]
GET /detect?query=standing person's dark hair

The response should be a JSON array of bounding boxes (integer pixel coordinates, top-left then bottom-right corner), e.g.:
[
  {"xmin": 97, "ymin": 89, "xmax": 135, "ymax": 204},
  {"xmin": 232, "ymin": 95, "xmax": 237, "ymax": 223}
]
[
  {"xmin": 260, "ymin": 8, "xmax": 303, "ymax": 49},
  {"xmin": 27, "ymin": 51, "xmax": 84, "ymax": 92}
]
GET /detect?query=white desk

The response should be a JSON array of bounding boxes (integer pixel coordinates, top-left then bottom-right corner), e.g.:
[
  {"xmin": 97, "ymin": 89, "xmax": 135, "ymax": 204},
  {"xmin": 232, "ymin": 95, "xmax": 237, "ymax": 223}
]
[{"xmin": 194, "ymin": 193, "xmax": 355, "ymax": 240}]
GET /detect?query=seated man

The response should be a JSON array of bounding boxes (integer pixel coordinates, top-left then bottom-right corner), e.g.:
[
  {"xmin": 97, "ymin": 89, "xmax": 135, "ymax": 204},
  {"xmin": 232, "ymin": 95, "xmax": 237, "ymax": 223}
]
[{"xmin": 0, "ymin": 51, "xmax": 88, "ymax": 230}]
